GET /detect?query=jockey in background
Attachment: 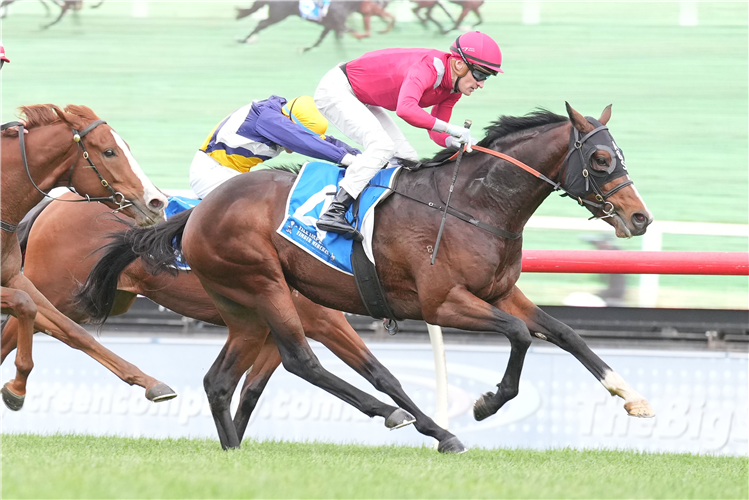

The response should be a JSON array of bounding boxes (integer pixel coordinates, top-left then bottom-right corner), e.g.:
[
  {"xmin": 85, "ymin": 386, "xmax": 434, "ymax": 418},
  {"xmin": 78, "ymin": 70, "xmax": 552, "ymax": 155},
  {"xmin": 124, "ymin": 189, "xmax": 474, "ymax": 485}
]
[
  {"xmin": 0, "ymin": 43, "xmax": 10, "ymax": 70},
  {"xmin": 314, "ymin": 31, "xmax": 503, "ymax": 238},
  {"xmin": 0, "ymin": 44, "xmax": 27, "ymax": 135},
  {"xmin": 190, "ymin": 95, "xmax": 360, "ymax": 199}
]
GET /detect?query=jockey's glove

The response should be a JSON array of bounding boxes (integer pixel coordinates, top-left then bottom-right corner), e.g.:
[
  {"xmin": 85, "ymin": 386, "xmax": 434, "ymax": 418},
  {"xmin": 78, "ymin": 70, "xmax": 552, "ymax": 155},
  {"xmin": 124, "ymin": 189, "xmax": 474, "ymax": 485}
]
[
  {"xmin": 445, "ymin": 135, "xmax": 478, "ymax": 150},
  {"xmin": 340, "ymin": 153, "xmax": 357, "ymax": 166},
  {"xmin": 432, "ymin": 119, "xmax": 474, "ymax": 152}
]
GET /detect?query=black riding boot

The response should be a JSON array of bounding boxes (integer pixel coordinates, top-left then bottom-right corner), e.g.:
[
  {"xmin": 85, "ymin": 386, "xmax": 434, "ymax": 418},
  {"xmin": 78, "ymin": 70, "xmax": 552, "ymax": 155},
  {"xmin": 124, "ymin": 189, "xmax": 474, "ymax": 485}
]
[{"xmin": 316, "ymin": 187, "xmax": 362, "ymax": 241}]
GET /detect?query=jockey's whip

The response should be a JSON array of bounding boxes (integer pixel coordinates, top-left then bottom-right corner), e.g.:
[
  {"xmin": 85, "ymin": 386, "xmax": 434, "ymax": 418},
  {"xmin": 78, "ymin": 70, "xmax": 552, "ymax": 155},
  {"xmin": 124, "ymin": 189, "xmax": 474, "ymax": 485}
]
[{"xmin": 431, "ymin": 119, "xmax": 471, "ymax": 265}]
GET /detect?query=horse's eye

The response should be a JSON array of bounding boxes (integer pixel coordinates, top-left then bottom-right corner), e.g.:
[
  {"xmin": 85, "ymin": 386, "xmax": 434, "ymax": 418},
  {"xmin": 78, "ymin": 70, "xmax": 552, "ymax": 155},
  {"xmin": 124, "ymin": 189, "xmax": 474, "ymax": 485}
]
[
  {"xmin": 595, "ymin": 156, "xmax": 607, "ymax": 166},
  {"xmin": 104, "ymin": 149, "xmax": 116, "ymax": 158}
]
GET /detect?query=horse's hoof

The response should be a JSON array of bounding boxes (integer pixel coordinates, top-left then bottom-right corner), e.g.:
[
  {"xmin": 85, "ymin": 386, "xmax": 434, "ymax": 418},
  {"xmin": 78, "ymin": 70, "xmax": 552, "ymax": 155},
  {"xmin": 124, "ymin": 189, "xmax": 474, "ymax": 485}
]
[
  {"xmin": 625, "ymin": 400, "xmax": 655, "ymax": 418},
  {"xmin": 473, "ymin": 391, "xmax": 497, "ymax": 421},
  {"xmin": 2, "ymin": 384, "xmax": 25, "ymax": 411},
  {"xmin": 146, "ymin": 382, "xmax": 177, "ymax": 402},
  {"xmin": 437, "ymin": 436, "xmax": 467, "ymax": 454},
  {"xmin": 385, "ymin": 408, "xmax": 416, "ymax": 430}
]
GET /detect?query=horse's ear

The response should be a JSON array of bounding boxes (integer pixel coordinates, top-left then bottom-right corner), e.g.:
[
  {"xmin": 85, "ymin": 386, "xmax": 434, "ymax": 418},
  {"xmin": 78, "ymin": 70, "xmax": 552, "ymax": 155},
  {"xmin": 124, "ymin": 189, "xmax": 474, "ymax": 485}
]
[
  {"xmin": 51, "ymin": 104, "xmax": 78, "ymax": 128},
  {"xmin": 565, "ymin": 101, "xmax": 589, "ymax": 132},
  {"xmin": 599, "ymin": 104, "xmax": 612, "ymax": 125}
]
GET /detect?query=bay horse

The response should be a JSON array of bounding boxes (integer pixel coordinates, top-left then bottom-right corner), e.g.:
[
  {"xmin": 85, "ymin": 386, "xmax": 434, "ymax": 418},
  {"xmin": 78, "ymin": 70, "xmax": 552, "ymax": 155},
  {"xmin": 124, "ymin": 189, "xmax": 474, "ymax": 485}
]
[
  {"xmin": 1, "ymin": 193, "xmax": 415, "ymax": 439},
  {"xmin": 236, "ymin": 1, "xmax": 394, "ymax": 50},
  {"xmin": 0, "ymin": 0, "xmax": 105, "ymax": 29},
  {"xmin": 0, "ymin": 104, "xmax": 173, "ymax": 411},
  {"xmin": 78, "ymin": 103, "xmax": 656, "ymax": 452}
]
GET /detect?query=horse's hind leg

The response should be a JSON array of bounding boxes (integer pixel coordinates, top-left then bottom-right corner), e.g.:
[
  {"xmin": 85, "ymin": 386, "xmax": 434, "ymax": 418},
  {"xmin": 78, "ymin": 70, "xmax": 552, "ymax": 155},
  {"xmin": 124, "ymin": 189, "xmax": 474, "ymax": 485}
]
[
  {"xmin": 233, "ymin": 295, "xmax": 416, "ymax": 444},
  {"xmin": 233, "ymin": 335, "xmax": 280, "ymax": 443},
  {"xmin": 238, "ymin": 18, "xmax": 272, "ymax": 43},
  {"xmin": 275, "ymin": 290, "xmax": 461, "ymax": 452},
  {"xmin": 41, "ymin": 2, "xmax": 69, "ymax": 29},
  {"xmin": 427, "ymin": 4, "xmax": 448, "ymax": 33},
  {"xmin": 201, "ymin": 293, "xmax": 270, "ymax": 449},
  {"xmin": 11, "ymin": 275, "xmax": 175, "ymax": 402},
  {"xmin": 303, "ymin": 27, "xmax": 333, "ymax": 53},
  {"xmin": 0, "ymin": 287, "xmax": 37, "ymax": 411},
  {"xmin": 498, "ymin": 287, "xmax": 654, "ymax": 417},
  {"xmin": 1, "ymin": 316, "xmax": 20, "ymax": 364}
]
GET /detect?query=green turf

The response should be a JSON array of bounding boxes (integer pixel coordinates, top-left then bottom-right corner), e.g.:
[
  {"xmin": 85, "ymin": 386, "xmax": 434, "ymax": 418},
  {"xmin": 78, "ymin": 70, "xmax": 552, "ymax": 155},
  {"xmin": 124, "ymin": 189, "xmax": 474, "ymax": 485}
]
[
  {"xmin": 1, "ymin": 2, "xmax": 747, "ymax": 308},
  {"xmin": 2, "ymin": 434, "xmax": 747, "ymax": 499}
]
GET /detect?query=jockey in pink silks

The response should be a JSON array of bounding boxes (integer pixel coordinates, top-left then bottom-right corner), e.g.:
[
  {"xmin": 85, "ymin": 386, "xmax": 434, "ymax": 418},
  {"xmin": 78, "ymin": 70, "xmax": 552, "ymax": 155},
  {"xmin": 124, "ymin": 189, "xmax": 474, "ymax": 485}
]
[
  {"xmin": 0, "ymin": 42, "xmax": 10, "ymax": 70},
  {"xmin": 313, "ymin": 31, "xmax": 503, "ymax": 238}
]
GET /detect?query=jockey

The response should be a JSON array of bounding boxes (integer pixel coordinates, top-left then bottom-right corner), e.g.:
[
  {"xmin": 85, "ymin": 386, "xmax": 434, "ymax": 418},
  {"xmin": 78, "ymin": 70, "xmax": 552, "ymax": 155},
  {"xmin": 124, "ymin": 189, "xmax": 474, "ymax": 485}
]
[
  {"xmin": 190, "ymin": 95, "xmax": 360, "ymax": 199},
  {"xmin": 314, "ymin": 31, "xmax": 502, "ymax": 237},
  {"xmin": 0, "ymin": 43, "xmax": 27, "ymax": 135},
  {"xmin": 0, "ymin": 43, "xmax": 9, "ymax": 70}
]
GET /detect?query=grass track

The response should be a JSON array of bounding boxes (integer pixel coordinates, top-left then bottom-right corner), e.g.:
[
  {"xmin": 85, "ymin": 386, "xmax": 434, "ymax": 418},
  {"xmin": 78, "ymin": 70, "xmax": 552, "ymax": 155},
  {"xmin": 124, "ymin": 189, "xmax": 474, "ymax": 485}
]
[{"xmin": 2, "ymin": 434, "xmax": 747, "ymax": 499}]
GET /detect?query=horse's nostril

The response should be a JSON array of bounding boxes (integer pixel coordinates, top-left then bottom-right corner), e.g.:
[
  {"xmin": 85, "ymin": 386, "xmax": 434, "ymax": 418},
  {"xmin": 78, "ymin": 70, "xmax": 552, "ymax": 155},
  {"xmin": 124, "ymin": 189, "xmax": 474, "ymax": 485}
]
[
  {"xmin": 149, "ymin": 199, "xmax": 164, "ymax": 210},
  {"xmin": 632, "ymin": 212, "xmax": 648, "ymax": 226}
]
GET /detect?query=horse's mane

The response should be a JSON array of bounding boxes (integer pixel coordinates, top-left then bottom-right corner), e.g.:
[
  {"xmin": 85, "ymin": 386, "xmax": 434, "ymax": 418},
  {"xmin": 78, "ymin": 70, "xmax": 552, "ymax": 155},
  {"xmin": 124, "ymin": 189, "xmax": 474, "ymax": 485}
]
[
  {"xmin": 429, "ymin": 109, "xmax": 568, "ymax": 163},
  {"xmin": 2, "ymin": 104, "xmax": 100, "ymax": 137}
]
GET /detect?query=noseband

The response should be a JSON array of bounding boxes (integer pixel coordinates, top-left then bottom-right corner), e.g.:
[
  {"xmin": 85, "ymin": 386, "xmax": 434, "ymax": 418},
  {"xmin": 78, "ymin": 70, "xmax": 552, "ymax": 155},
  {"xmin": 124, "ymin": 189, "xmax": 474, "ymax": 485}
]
[{"xmin": 1, "ymin": 120, "xmax": 131, "ymax": 232}]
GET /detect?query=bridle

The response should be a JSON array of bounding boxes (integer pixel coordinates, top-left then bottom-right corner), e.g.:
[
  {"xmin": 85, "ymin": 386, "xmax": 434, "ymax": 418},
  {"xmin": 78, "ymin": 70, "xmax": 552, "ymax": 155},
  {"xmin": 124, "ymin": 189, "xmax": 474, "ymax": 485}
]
[
  {"xmin": 0, "ymin": 119, "xmax": 133, "ymax": 233},
  {"xmin": 466, "ymin": 117, "xmax": 631, "ymax": 220},
  {"xmin": 384, "ymin": 117, "xmax": 634, "ymax": 243}
]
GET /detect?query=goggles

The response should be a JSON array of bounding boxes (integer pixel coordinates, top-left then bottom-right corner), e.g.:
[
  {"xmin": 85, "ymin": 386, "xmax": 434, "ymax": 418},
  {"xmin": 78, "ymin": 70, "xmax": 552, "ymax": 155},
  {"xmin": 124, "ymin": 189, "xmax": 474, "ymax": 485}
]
[{"xmin": 454, "ymin": 37, "xmax": 498, "ymax": 82}]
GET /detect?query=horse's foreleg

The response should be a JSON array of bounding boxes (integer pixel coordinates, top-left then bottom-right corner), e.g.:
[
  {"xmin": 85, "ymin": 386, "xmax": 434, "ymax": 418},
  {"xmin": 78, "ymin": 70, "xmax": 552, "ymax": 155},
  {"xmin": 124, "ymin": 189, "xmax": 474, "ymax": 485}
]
[
  {"xmin": 499, "ymin": 286, "xmax": 655, "ymax": 418},
  {"xmin": 0, "ymin": 286, "xmax": 37, "ymax": 411},
  {"xmin": 293, "ymin": 292, "xmax": 415, "ymax": 430},
  {"xmin": 425, "ymin": 286, "xmax": 533, "ymax": 422},
  {"xmin": 233, "ymin": 335, "xmax": 280, "ymax": 443}
]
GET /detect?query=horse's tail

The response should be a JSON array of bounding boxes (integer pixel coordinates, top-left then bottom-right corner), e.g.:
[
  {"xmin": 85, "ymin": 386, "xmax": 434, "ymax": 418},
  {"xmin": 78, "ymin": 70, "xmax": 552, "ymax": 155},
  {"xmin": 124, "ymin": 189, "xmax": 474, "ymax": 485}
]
[
  {"xmin": 75, "ymin": 208, "xmax": 194, "ymax": 324},
  {"xmin": 236, "ymin": 1, "xmax": 267, "ymax": 20},
  {"xmin": 17, "ymin": 198, "xmax": 54, "ymax": 268}
]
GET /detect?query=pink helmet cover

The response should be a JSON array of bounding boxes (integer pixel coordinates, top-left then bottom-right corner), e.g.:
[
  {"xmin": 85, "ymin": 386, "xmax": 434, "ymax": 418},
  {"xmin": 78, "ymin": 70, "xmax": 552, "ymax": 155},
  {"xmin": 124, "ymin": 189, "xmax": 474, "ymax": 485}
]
[{"xmin": 450, "ymin": 31, "xmax": 502, "ymax": 73}]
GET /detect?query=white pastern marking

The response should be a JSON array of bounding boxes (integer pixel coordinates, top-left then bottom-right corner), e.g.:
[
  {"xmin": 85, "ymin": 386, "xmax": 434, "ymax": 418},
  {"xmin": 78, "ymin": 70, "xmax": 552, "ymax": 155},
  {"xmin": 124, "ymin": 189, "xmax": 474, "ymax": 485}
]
[
  {"xmin": 111, "ymin": 130, "xmax": 168, "ymax": 206},
  {"xmin": 601, "ymin": 370, "xmax": 644, "ymax": 403}
]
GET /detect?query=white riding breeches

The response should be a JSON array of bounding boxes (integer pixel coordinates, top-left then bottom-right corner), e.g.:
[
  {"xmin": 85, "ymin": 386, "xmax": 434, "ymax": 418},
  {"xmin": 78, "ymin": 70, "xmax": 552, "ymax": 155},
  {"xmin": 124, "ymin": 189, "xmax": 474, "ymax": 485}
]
[
  {"xmin": 189, "ymin": 150, "xmax": 242, "ymax": 199},
  {"xmin": 314, "ymin": 65, "xmax": 418, "ymax": 198}
]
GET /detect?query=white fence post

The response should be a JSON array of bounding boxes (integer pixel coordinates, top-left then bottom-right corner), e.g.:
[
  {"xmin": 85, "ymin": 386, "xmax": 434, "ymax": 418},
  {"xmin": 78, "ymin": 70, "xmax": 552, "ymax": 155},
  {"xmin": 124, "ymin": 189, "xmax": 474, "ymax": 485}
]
[
  {"xmin": 427, "ymin": 323, "xmax": 448, "ymax": 448},
  {"xmin": 638, "ymin": 228, "xmax": 663, "ymax": 307},
  {"xmin": 679, "ymin": 2, "xmax": 699, "ymax": 26},
  {"xmin": 522, "ymin": 1, "xmax": 541, "ymax": 25},
  {"xmin": 132, "ymin": 1, "xmax": 148, "ymax": 18}
]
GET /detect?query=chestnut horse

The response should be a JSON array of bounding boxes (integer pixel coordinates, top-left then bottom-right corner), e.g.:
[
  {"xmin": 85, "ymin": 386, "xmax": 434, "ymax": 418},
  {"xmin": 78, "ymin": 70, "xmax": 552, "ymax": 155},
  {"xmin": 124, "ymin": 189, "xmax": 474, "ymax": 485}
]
[
  {"xmin": 1, "ymin": 194, "xmax": 415, "ymax": 439},
  {"xmin": 78, "ymin": 104, "xmax": 656, "ymax": 452},
  {"xmin": 0, "ymin": 104, "xmax": 174, "ymax": 411}
]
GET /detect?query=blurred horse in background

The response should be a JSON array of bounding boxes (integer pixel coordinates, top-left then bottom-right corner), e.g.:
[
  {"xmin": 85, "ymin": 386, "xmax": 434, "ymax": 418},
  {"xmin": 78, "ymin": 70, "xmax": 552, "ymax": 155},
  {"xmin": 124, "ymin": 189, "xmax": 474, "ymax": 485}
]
[
  {"xmin": 0, "ymin": 0, "xmax": 105, "ymax": 28},
  {"xmin": 236, "ymin": 0, "xmax": 394, "ymax": 51},
  {"xmin": 1, "ymin": 195, "xmax": 416, "ymax": 441},
  {"xmin": 411, "ymin": 0, "xmax": 483, "ymax": 34}
]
